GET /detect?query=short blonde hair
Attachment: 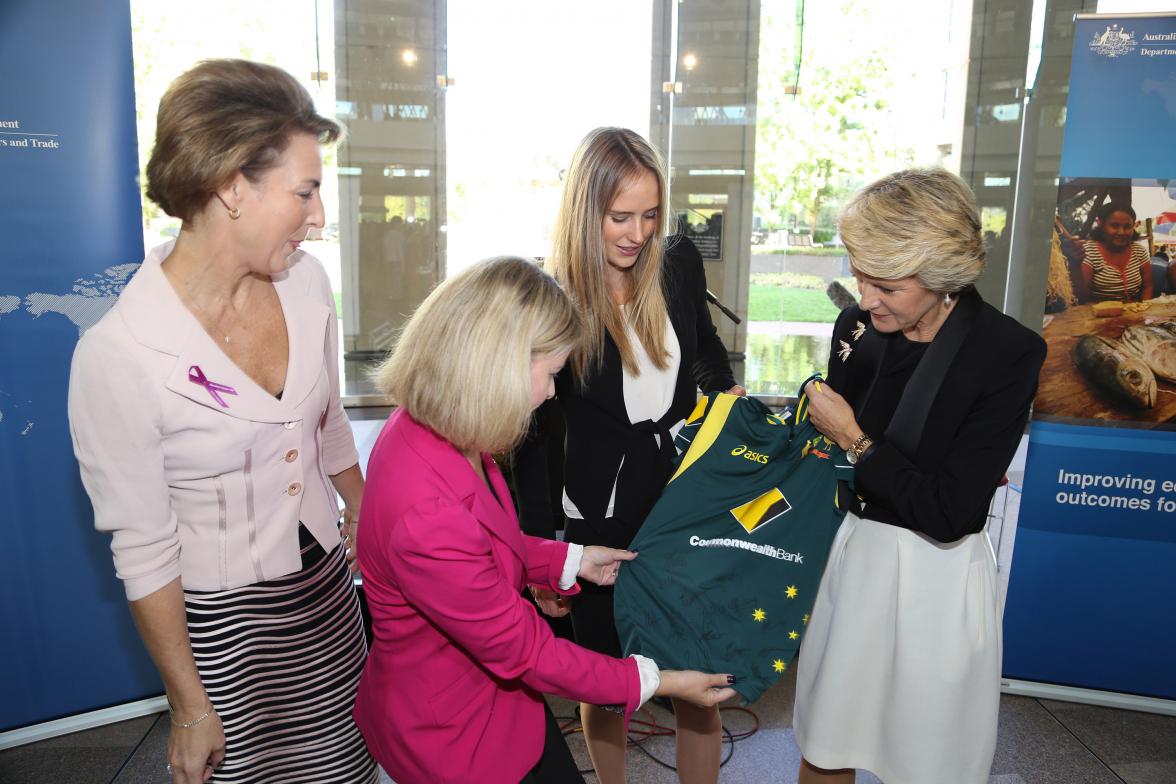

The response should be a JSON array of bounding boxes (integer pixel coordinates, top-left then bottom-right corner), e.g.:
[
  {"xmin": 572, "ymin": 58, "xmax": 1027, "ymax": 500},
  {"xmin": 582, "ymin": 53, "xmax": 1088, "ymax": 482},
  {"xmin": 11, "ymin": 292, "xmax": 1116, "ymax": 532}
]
[
  {"xmin": 839, "ymin": 168, "xmax": 985, "ymax": 293},
  {"xmin": 374, "ymin": 257, "xmax": 580, "ymax": 453},
  {"xmin": 550, "ymin": 127, "xmax": 672, "ymax": 379},
  {"xmin": 146, "ymin": 59, "xmax": 341, "ymax": 222}
]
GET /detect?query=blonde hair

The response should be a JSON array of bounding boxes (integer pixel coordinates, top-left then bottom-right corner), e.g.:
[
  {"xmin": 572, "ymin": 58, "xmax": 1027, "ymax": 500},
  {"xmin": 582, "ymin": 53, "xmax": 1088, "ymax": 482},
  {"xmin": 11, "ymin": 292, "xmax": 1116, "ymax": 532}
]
[
  {"xmin": 146, "ymin": 59, "xmax": 341, "ymax": 222},
  {"xmin": 374, "ymin": 257, "xmax": 580, "ymax": 453},
  {"xmin": 549, "ymin": 127, "xmax": 671, "ymax": 379},
  {"xmin": 839, "ymin": 168, "xmax": 985, "ymax": 293}
]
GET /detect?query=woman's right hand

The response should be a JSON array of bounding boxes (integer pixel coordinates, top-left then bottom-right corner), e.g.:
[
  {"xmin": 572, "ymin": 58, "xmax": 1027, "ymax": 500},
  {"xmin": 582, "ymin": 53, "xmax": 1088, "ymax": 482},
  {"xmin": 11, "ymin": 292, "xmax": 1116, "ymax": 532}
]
[
  {"xmin": 167, "ymin": 703, "xmax": 225, "ymax": 783},
  {"xmin": 127, "ymin": 582, "xmax": 224, "ymax": 782},
  {"xmin": 654, "ymin": 670, "xmax": 737, "ymax": 708},
  {"xmin": 803, "ymin": 380, "xmax": 860, "ymax": 451},
  {"xmin": 529, "ymin": 585, "xmax": 571, "ymax": 618}
]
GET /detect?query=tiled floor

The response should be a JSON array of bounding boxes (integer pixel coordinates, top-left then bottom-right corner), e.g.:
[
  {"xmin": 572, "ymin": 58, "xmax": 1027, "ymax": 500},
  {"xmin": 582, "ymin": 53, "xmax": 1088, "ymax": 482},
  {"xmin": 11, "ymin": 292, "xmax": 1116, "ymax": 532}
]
[{"xmin": 4, "ymin": 668, "xmax": 1174, "ymax": 783}]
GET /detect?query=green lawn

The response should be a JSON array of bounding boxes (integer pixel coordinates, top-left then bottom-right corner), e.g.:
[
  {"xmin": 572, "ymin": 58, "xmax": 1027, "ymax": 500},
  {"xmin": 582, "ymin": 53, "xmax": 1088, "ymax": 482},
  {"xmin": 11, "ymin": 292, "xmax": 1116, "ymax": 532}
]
[
  {"xmin": 748, "ymin": 285, "xmax": 841, "ymax": 322},
  {"xmin": 759, "ymin": 246, "xmax": 847, "ymax": 257}
]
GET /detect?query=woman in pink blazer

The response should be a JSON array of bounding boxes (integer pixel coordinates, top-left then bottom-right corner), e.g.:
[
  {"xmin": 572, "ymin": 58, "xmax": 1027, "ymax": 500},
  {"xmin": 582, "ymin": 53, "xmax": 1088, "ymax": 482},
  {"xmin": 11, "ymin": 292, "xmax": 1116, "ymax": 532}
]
[{"xmin": 354, "ymin": 257, "xmax": 735, "ymax": 784}]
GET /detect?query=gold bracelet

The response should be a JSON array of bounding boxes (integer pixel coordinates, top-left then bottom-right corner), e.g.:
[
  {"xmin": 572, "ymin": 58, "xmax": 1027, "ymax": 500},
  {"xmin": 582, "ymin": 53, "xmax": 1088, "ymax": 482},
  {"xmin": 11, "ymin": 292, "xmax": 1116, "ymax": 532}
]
[
  {"xmin": 849, "ymin": 432, "xmax": 871, "ymax": 455},
  {"xmin": 170, "ymin": 704, "xmax": 214, "ymax": 729}
]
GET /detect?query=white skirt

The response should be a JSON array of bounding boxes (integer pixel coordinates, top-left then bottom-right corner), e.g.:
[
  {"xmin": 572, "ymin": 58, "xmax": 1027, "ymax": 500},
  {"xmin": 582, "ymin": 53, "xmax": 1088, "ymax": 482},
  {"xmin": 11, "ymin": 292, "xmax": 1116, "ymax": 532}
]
[{"xmin": 793, "ymin": 512, "xmax": 1001, "ymax": 784}]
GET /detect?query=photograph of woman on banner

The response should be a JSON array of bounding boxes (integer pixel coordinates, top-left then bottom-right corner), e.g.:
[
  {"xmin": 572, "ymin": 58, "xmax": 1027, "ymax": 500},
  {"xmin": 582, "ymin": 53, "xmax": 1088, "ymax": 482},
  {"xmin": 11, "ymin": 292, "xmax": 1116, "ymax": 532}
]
[
  {"xmin": 1059, "ymin": 201, "xmax": 1153, "ymax": 303},
  {"xmin": 793, "ymin": 169, "xmax": 1046, "ymax": 784},
  {"xmin": 353, "ymin": 256, "xmax": 735, "ymax": 784},
  {"xmin": 1033, "ymin": 178, "xmax": 1176, "ymax": 422},
  {"xmin": 68, "ymin": 60, "xmax": 376, "ymax": 784},
  {"xmin": 512, "ymin": 127, "xmax": 744, "ymax": 784}
]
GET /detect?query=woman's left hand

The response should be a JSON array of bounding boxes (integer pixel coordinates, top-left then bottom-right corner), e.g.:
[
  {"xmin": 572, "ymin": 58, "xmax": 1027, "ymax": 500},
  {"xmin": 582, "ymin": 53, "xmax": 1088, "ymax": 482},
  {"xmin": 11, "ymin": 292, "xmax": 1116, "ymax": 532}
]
[
  {"xmin": 340, "ymin": 507, "xmax": 360, "ymax": 575},
  {"xmin": 726, "ymin": 384, "xmax": 747, "ymax": 397},
  {"xmin": 578, "ymin": 546, "xmax": 638, "ymax": 586},
  {"xmin": 803, "ymin": 380, "xmax": 861, "ymax": 451}
]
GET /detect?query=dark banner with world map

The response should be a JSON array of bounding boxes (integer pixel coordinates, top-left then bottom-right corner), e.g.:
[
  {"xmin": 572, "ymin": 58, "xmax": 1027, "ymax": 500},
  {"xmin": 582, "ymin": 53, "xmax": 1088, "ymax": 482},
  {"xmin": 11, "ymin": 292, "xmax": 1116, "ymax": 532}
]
[
  {"xmin": 0, "ymin": 0, "xmax": 162, "ymax": 733},
  {"xmin": 1004, "ymin": 12, "xmax": 1176, "ymax": 704}
]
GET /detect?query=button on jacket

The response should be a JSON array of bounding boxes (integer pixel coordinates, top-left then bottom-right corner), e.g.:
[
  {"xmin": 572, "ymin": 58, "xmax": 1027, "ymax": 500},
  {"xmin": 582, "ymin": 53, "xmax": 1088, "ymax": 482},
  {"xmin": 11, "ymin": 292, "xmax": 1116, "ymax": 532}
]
[{"xmin": 68, "ymin": 241, "xmax": 358, "ymax": 601}]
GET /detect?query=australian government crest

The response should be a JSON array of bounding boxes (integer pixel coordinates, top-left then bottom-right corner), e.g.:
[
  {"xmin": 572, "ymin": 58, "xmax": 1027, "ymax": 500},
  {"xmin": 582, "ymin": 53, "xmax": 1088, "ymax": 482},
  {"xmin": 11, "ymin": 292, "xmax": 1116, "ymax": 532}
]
[{"xmin": 1089, "ymin": 24, "xmax": 1137, "ymax": 58}]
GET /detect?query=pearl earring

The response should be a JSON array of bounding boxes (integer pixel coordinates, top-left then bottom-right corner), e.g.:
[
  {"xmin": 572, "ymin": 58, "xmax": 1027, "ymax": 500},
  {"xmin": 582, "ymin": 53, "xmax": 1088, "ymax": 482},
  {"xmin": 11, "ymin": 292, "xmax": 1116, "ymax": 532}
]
[{"xmin": 944, "ymin": 292, "xmax": 952, "ymax": 306}]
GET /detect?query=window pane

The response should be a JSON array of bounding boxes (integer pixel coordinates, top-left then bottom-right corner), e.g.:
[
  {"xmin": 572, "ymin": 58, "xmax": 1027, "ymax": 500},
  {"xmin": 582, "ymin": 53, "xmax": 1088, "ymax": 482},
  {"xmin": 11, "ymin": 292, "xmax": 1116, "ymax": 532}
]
[
  {"xmin": 739, "ymin": 0, "xmax": 972, "ymax": 397},
  {"xmin": 333, "ymin": 1, "xmax": 443, "ymax": 396},
  {"xmin": 445, "ymin": 0, "xmax": 653, "ymax": 272}
]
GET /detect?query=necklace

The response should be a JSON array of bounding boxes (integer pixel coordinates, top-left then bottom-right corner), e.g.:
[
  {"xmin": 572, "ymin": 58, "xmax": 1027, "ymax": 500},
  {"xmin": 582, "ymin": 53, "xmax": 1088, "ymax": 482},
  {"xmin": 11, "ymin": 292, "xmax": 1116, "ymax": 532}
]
[
  {"xmin": 163, "ymin": 255, "xmax": 251, "ymax": 344},
  {"xmin": 183, "ymin": 288, "xmax": 240, "ymax": 344}
]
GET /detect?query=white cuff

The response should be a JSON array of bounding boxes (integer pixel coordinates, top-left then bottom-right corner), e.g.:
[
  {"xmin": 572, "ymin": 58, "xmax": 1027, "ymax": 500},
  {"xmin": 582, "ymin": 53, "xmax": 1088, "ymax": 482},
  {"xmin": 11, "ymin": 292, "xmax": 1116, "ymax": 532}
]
[
  {"xmin": 559, "ymin": 543, "xmax": 584, "ymax": 591},
  {"xmin": 632, "ymin": 655, "xmax": 660, "ymax": 708}
]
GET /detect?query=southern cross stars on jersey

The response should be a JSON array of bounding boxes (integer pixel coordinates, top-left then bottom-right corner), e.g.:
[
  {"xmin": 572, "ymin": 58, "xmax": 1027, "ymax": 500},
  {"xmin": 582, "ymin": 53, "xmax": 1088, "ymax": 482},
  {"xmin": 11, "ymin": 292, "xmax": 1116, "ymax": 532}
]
[{"xmin": 613, "ymin": 390, "xmax": 851, "ymax": 702}]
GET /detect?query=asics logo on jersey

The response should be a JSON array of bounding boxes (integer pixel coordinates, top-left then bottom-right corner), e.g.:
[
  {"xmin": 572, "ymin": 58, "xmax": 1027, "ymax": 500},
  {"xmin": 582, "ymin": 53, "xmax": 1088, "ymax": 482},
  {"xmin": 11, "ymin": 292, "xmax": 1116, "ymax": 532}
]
[{"xmin": 730, "ymin": 445, "xmax": 769, "ymax": 463}]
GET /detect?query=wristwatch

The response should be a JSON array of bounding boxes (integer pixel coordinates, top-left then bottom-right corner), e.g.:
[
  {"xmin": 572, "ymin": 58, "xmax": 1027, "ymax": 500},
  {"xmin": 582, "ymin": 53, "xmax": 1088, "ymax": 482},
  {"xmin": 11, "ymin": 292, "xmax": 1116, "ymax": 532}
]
[{"xmin": 846, "ymin": 432, "xmax": 875, "ymax": 465}]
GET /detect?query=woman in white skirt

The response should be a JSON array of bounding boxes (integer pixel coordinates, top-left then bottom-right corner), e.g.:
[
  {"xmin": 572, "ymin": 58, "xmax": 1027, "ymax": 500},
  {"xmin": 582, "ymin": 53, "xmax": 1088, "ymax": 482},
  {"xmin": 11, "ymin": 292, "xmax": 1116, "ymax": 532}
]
[{"xmin": 794, "ymin": 169, "xmax": 1046, "ymax": 784}]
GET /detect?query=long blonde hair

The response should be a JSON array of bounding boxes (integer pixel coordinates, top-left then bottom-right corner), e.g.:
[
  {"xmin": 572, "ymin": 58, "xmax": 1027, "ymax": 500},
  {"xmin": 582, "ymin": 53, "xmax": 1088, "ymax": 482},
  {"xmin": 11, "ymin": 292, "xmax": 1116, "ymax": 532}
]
[
  {"xmin": 373, "ymin": 257, "xmax": 580, "ymax": 453},
  {"xmin": 549, "ymin": 127, "xmax": 671, "ymax": 379}
]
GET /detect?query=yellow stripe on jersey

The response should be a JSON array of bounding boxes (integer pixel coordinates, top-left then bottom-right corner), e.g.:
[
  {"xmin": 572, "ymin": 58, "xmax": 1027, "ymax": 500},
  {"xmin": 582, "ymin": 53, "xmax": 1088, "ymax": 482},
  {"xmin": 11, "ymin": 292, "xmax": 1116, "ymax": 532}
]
[
  {"xmin": 669, "ymin": 392, "xmax": 739, "ymax": 484},
  {"xmin": 794, "ymin": 393, "xmax": 809, "ymax": 423},
  {"xmin": 729, "ymin": 487, "xmax": 792, "ymax": 534},
  {"xmin": 685, "ymin": 396, "xmax": 710, "ymax": 425}
]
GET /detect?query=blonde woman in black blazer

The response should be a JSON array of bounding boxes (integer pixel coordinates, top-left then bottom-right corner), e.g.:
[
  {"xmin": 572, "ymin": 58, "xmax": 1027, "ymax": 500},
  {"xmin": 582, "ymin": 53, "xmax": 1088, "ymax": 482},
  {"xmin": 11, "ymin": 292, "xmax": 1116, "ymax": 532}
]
[
  {"xmin": 514, "ymin": 127, "xmax": 742, "ymax": 784},
  {"xmin": 795, "ymin": 169, "xmax": 1046, "ymax": 784}
]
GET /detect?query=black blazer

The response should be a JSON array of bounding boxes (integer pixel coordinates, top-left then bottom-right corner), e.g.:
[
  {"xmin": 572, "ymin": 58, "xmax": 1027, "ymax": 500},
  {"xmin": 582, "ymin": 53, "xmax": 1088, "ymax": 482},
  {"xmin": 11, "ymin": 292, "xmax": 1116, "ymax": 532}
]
[
  {"xmin": 829, "ymin": 287, "xmax": 1047, "ymax": 543},
  {"xmin": 514, "ymin": 236, "xmax": 736, "ymax": 543}
]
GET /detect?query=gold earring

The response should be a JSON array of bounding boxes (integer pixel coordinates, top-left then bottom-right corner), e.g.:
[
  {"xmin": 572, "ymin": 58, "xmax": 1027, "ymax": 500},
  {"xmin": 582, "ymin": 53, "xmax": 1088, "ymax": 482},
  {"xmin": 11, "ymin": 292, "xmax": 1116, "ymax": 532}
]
[{"xmin": 228, "ymin": 206, "xmax": 241, "ymax": 220}]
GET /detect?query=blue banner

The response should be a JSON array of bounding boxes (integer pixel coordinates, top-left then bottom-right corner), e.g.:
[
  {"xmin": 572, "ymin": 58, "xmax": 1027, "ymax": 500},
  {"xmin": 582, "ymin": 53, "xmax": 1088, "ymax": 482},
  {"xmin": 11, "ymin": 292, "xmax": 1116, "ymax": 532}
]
[
  {"xmin": 1004, "ymin": 13, "xmax": 1176, "ymax": 702},
  {"xmin": 1021, "ymin": 422, "xmax": 1176, "ymax": 544},
  {"xmin": 0, "ymin": 0, "xmax": 160, "ymax": 731},
  {"xmin": 1060, "ymin": 17, "xmax": 1176, "ymax": 179}
]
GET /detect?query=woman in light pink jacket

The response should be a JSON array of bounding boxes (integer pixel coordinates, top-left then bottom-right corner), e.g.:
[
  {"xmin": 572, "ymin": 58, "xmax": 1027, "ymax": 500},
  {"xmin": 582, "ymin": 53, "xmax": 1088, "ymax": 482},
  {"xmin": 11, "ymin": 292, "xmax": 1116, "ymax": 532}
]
[
  {"xmin": 69, "ymin": 60, "xmax": 374, "ymax": 784},
  {"xmin": 355, "ymin": 257, "xmax": 735, "ymax": 784}
]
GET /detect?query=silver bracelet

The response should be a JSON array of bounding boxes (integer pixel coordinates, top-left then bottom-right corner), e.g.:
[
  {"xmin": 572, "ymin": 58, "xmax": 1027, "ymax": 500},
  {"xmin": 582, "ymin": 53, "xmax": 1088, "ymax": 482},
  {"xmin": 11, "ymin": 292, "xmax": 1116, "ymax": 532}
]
[{"xmin": 170, "ymin": 705, "xmax": 213, "ymax": 729}]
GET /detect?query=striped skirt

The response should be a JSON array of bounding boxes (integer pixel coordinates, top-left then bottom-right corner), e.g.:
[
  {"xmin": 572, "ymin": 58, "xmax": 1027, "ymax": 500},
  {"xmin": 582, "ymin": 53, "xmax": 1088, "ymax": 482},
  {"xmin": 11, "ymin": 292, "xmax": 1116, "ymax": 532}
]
[{"xmin": 185, "ymin": 526, "xmax": 377, "ymax": 783}]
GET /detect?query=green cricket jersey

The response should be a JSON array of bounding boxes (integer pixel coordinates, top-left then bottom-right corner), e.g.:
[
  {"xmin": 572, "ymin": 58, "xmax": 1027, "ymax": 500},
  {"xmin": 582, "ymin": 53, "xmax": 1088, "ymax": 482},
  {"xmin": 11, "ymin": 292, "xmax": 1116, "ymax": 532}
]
[{"xmin": 613, "ymin": 390, "xmax": 851, "ymax": 702}]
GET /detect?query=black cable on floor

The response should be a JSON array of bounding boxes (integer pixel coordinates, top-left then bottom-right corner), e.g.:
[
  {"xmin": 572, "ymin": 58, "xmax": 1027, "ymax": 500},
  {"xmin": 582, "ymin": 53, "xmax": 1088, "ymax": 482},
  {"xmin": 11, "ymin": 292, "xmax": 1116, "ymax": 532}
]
[
  {"xmin": 1035, "ymin": 699, "xmax": 1128, "ymax": 784},
  {"xmin": 559, "ymin": 704, "xmax": 761, "ymax": 776},
  {"xmin": 626, "ymin": 723, "xmax": 737, "ymax": 772},
  {"xmin": 106, "ymin": 711, "xmax": 166, "ymax": 784}
]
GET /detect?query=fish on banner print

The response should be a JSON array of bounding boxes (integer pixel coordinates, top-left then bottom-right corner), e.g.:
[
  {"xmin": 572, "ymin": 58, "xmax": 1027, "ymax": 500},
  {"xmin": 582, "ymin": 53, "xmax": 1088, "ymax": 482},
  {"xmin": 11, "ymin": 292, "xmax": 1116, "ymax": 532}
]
[{"xmin": 614, "ymin": 386, "xmax": 851, "ymax": 702}]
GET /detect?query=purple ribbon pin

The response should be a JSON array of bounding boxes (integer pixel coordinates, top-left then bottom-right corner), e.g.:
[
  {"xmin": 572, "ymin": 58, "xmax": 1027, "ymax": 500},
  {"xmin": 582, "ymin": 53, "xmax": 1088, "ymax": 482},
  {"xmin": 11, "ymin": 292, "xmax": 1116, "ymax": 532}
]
[{"xmin": 188, "ymin": 365, "xmax": 238, "ymax": 408}]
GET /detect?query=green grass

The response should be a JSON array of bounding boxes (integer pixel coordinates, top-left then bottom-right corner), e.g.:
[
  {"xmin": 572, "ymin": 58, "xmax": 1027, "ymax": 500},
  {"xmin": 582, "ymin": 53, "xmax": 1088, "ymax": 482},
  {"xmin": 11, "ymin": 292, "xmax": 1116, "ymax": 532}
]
[
  {"xmin": 334, "ymin": 291, "xmax": 343, "ymax": 317},
  {"xmin": 758, "ymin": 246, "xmax": 847, "ymax": 257},
  {"xmin": 748, "ymin": 285, "xmax": 841, "ymax": 322},
  {"xmin": 751, "ymin": 272, "xmax": 828, "ymax": 290}
]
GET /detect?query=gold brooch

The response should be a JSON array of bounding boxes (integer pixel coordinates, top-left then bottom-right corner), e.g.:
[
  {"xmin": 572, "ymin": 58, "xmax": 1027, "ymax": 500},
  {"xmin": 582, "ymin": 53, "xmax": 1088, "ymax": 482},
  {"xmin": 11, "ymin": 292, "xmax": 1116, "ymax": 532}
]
[
  {"xmin": 852, "ymin": 321, "xmax": 866, "ymax": 341},
  {"xmin": 838, "ymin": 340, "xmax": 852, "ymax": 362}
]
